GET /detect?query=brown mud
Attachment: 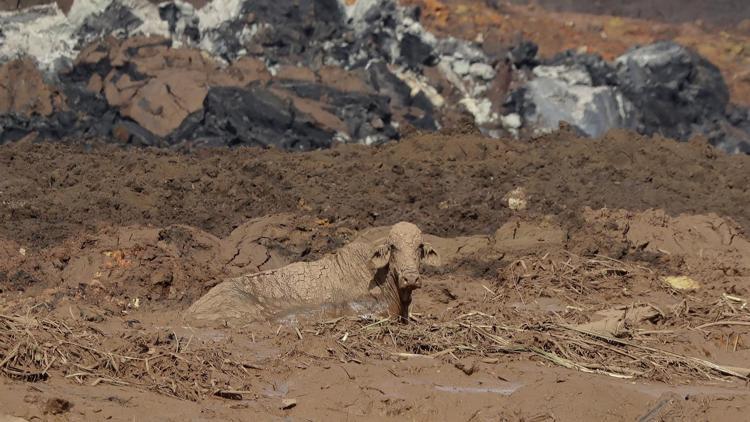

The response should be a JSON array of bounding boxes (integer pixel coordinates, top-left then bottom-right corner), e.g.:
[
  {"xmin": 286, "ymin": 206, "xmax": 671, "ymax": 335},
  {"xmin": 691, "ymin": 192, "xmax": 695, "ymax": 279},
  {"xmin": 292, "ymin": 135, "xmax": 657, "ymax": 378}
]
[
  {"xmin": 2, "ymin": 129, "xmax": 749, "ymax": 250},
  {"xmin": 2, "ymin": 130, "xmax": 750, "ymax": 421}
]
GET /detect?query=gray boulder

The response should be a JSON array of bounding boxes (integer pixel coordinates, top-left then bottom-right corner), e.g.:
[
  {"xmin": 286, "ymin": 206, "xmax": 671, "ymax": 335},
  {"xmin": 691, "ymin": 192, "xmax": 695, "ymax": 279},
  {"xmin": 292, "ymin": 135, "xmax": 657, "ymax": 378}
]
[
  {"xmin": 615, "ymin": 41, "xmax": 730, "ymax": 141},
  {"xmin": 518, "ymin": 64, "xmax": 634, "ymax": 138}
]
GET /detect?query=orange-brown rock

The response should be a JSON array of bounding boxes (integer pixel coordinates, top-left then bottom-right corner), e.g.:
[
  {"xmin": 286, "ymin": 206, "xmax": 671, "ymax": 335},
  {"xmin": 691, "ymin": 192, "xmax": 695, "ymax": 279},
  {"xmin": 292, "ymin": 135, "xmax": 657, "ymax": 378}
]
[
  {"xmin": 76, "ymin": 36, "xmax": 273, "ymax": 137},
  {"xmin": 271, "ymin": 87, "xmax": 347, "ymax": 135},
  {"xmin": 275, "ymin": 65, "xmax": 317, "ymax": 82},
  {"xmin": 86, "ymin": 73, "xmax": 103, "ymax": 94},
  {"xmin": 0, "ymin": 58, "xmax": 64, "ymax": 117},
  {"xmin": 119, "ymin": 75, "xmax": 208, "ymax": 137},
  {"xmin": 318, "ymin": 66, "xmax": 371, "ymax": 93}
]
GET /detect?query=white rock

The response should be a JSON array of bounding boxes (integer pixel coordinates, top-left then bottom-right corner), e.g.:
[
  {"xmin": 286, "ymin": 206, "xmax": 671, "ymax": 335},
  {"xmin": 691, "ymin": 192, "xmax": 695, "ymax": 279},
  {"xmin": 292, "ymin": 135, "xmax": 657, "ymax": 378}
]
[
  {"xmin": 532, "ymin": 65, "xmax": 592, "ymax": 86},
  {"xmin": 523, "ymin": 75, "xmax": 634, "ymax": 138},
  {"xmin": 452, "ymin": 59, "xmax": 471, "ymax": 76},
  {"xmin": 469, "ymin": 62, "xmax": 495, "ymax": 80},
  {"xmin": 505, "ymin": 187, "xmax": 528, "ymax": 211},
  {"xmin": 195, "ymin": 0, "xmax": 244, "ymax": 32},
  {"xmin": 459, "ymin": 97, "xmax": 497, "ymax": 126},
  {"xmin": 501, "ymin": 113, "xmax": 522, "ymax": 129},
  {"xmin": 393, "ymin": 68, "xmax": 445, "ymax": 108}
]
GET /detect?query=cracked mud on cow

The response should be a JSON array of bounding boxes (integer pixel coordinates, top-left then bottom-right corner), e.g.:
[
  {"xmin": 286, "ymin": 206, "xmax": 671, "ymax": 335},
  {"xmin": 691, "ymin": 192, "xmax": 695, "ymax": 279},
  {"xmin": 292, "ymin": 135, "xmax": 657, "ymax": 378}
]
[{"xmin": 2, "ymin": 0, "xmax": 750, "ymax": 421}]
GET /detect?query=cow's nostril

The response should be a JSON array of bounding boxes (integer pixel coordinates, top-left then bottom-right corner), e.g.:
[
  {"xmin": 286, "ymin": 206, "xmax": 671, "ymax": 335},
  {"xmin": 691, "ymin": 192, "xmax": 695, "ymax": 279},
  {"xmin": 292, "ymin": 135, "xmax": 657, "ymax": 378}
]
[{"xmin": 402, "ymin": 273, "xmax": 420, "ymax": 288}]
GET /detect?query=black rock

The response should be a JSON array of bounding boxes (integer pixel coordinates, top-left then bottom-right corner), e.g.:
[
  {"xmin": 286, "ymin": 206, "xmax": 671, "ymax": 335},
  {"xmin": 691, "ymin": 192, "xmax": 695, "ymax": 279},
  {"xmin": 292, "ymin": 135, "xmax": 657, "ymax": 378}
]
[
  {"xmin": 75, "ymin": 1, "xmax": 142, "ymax": 48},
  {"xmin": 366, "ymin": 60, "xmax": 436, "ymax": 130},
  {"xmin": 616, "ymin": 41, "xmax": 730, "ymax": 142},
  {"xmin": 170, "ymin": 85, "xmax": 334, "ymax": 150},
  {"xmin": 508, "ymin": 40, "xmax": 539, "ymax": 68},
  {"xmin": 230, "ymin": 0, "xmax": 347, "ymax": 63},
  {"xmin": 0, "ymin": 112, "xmax": 77, "ymax": 144},
  {"xmin": 399, "ymin": 33, "xmax": 437, "ymax": 68},
  {"xmin": 159, "ymin": 3, "xmax": 182, "ymax": 34},
  {"xmin": 114, "ymin": 119, "xmax": 161, "ymax": 146},
  {"xmin": 209, "ymin": 19, "xmax": 250, "ymax": 61},
  {"xmin": 280, "ymin": 79, "xmax": 400, "ymax": 142}
]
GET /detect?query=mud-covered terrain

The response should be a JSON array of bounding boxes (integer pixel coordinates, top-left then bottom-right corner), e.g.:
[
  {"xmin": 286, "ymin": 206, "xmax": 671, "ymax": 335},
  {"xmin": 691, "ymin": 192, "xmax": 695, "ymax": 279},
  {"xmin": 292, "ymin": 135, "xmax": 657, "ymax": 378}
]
[
  {"xmin": 2, "ymin": 0, "xmax": 750, "ymax": 420},
  {"xmin": 3, "ymin": 129, "xmax": 749, "ymax": 250},
  {"xmin": 2, "ymin": 131, "xmax": 750, "ymax": 421}
]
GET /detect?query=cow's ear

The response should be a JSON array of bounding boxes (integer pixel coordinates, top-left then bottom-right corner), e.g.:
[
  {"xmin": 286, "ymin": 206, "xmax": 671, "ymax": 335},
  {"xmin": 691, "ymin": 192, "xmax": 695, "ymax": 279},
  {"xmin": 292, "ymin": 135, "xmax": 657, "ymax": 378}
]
[
  {"xmin": 369, "ymin": 243, "xmax": 391, "ymax": 269},
  {"xmin": 421, "ymin": 243, "xmax": 440, "ymax": 267}
]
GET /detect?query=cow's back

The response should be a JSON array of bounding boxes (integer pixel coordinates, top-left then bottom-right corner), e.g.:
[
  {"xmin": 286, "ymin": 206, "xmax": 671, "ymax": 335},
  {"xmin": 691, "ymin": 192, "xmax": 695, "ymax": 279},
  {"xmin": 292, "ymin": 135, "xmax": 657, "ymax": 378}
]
[{"xmin": 186, "ymin": 241, "xmax": 374, "ymax": 323}]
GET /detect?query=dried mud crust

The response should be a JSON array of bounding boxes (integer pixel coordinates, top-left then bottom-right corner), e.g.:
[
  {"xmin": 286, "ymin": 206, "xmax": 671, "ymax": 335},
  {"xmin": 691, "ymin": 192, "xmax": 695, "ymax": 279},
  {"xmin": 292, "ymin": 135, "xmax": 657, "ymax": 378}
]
[
  {"xmin": 1, "ymin": 147, "xmax": 750, "ymax": 419},
  {"xmin": 1, "ymin": 209, "xmax": 750, "ymax": 420},
  {"xmin": 1, "ymin": 129, "xmax": 749, "ymax": 250}
]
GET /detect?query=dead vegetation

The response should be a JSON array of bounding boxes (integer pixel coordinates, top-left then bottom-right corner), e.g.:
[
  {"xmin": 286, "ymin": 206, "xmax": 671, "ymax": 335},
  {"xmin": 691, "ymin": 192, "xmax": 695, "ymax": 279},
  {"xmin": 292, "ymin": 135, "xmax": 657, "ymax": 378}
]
[
  {"xmin": 316, "ymin": 253, "xmax": 750, "ymax": 383},
  {"xmin": 0, "ymin": 312, "xmax": 251, "ymax": 401},
  {"xmin": 2, "ymin": 253, "xmax": 749, "ymax": 402},
  {"xmin": 315, "ymin": 311, "xmax": 750, "ymax": 383},
  {"xmin": 497, "ymin": 252, "xmax": 659, "ymax": 304}
]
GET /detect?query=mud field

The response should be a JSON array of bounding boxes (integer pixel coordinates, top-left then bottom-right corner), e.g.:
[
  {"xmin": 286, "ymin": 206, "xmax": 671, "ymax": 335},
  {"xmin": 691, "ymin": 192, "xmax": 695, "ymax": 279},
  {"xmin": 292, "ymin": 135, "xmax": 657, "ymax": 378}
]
[
  {"xmin": 1, "ymin": 0, "xmax": 750, "ymax": 419},
  {"xmin": 1, "ymin": 130, "xmax": 750, "ymax": 421}
]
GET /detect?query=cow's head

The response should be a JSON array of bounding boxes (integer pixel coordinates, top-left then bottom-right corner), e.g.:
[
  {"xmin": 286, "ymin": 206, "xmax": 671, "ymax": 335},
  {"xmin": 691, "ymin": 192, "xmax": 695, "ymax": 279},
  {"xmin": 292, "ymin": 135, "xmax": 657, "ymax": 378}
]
[{"xmin": 369, "ymin": 222, "xmax": 440, "ymax": 321}]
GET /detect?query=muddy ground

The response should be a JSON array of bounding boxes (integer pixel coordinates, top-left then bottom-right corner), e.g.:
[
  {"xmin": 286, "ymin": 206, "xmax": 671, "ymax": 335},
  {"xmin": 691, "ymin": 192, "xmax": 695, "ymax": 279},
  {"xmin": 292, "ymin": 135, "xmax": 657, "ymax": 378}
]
[
  {"xmin": 1, "ymin": 129, "xmax": 750, "ymax": 421},
  {"xmin": 2, "ymin": 128, "xmax": 748, "ymax": 250}
]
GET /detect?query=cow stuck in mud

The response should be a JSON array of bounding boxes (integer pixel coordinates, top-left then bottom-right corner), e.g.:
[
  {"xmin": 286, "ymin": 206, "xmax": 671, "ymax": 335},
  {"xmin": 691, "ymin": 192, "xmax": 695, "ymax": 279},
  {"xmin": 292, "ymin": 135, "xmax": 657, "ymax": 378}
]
[{"xmin": 186, "ymin": 222, "xmax": 440, "ymax": 323}]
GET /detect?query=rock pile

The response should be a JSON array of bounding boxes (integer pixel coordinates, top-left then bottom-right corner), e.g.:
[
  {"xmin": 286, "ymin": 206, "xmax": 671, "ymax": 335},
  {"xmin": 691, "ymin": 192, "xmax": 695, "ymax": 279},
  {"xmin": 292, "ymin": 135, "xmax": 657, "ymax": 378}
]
[
  {"xmin": 504, "ymin": 41, "xmax": 750, "ymax": 153},
  {"xmin": 0, "ymin": 0, "xmax": 748, "ymax": 152},
  {"xmin": 0, "ymin": 0, "xmax": 503, "ymax": 148}
]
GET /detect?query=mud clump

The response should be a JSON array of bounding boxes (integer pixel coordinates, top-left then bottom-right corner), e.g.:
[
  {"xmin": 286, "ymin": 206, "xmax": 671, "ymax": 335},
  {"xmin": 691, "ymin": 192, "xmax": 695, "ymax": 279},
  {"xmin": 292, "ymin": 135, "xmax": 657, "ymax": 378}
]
[{"xmin": 0, "ymin": 214, "xmax": 350, "ymax": 308}]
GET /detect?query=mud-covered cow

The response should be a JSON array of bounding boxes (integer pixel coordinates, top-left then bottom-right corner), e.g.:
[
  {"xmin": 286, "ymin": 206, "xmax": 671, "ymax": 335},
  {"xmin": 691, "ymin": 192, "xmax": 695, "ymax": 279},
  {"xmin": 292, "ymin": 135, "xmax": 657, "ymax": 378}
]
[{"xmin": 186, "ymin": 222, "xmax": 440, "ymax": 322}]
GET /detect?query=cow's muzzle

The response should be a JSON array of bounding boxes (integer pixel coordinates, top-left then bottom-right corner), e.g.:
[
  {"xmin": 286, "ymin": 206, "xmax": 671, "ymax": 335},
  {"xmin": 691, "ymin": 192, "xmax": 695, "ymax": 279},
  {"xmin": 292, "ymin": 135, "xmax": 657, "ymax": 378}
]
[{"xmin": 400, "ymin": 272, "xmax": 421, "ymax": 290}]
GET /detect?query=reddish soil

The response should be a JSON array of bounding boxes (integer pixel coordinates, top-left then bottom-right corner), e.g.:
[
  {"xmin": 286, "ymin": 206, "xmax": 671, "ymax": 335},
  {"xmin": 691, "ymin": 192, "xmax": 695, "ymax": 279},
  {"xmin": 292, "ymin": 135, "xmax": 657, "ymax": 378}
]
[
  {"xmin": 511, "ymin": 0, "xmax": 750, "ymax": 27},
  {"xmin": 2, "ymin": 130, "xmax": 750, "ymax": 421}
]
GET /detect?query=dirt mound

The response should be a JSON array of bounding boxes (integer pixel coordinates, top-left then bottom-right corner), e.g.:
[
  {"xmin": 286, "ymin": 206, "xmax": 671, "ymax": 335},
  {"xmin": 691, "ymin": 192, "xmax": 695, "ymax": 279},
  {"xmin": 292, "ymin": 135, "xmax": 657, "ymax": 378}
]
[
  {"xmin": 1, "ymin": 131, "xmax": 750, "ymax": 419},
  {"xmin": 583, "ymin": 208, "xmax": 750, "ymax": 297},
  {"xmin": 0, "ymin": 214, "xmax": 361, "ymax": 311},
  {"xmin": 585, "ymin": 208, "xmax": 750, "ymax": 265},
  {"xmin": 0, "ymin": 210, "xmax": 566, "ymax": 316},
  {"xmin": 2, "ymin": 130, "xmax": 749, "ymax": 251}
]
